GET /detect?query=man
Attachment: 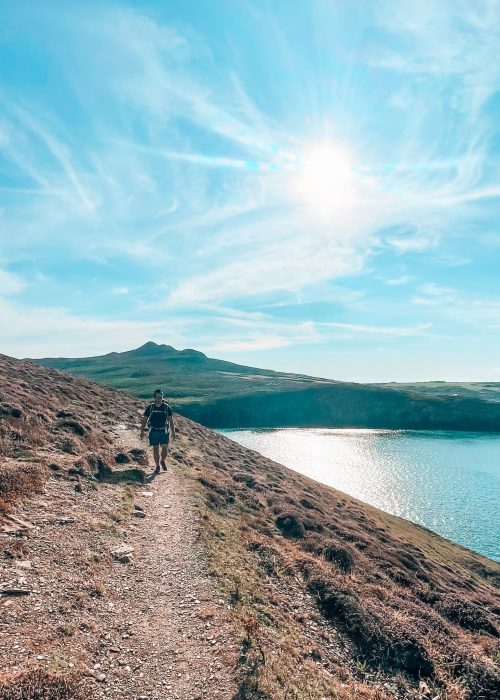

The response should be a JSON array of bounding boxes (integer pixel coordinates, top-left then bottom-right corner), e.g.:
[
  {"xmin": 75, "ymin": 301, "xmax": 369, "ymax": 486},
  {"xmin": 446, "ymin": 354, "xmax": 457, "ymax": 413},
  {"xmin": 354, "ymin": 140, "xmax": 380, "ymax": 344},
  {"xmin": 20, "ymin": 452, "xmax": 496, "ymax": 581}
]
[{"xmin": 140, "ymin": 389, "xmax": 176, "ymax": 475}]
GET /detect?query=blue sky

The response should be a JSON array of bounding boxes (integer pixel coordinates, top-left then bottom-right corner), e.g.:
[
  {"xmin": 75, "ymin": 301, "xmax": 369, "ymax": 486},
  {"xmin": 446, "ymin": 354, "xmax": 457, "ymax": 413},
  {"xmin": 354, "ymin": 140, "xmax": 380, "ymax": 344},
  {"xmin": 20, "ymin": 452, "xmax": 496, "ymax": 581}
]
[{"xmin": 1, "ymin": 0, "xmax": 499, "ymax": 381}]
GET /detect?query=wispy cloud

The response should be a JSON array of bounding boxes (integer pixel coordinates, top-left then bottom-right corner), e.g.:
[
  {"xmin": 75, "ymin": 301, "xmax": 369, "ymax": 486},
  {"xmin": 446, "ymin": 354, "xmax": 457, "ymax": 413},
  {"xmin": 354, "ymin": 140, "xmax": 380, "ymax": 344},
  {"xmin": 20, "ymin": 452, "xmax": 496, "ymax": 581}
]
[
  {"xmin": 320, "ymin": 322, "xmax": 431, "ymax": 337},
  {"xmin": 0, "ymin": 1, "xmax": 499, "ymax": 377},
  {"xmin": 0, "ymin": 268, "xmax": 27, "ymax": 296},
  {"xmin": 411, "ymin": 283, "xmax": 500, "ymax": 329},
  {"xmin": 386, "ymin": 227, "xmax": 441, "ymax": 254},
  {"xmin": 383, "ymin": 275, "xmax": 412, "ymax": 286}
]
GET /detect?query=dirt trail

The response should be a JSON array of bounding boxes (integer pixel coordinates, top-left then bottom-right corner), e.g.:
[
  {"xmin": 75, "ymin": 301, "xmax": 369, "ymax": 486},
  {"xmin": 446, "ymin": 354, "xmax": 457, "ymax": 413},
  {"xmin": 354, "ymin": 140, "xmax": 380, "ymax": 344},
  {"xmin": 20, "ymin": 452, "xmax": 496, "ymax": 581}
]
[{"xmin": 96, "ymin": 426, "xmax": 238, "ymax": 699}]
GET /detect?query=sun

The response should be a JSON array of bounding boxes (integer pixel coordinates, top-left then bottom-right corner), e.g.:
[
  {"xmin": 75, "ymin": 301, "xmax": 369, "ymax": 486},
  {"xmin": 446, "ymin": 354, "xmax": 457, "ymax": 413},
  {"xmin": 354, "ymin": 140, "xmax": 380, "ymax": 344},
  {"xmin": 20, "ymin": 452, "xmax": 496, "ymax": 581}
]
[{"xmin": 292, "ymin": 141, "xmax": 356, "ymax": 219}]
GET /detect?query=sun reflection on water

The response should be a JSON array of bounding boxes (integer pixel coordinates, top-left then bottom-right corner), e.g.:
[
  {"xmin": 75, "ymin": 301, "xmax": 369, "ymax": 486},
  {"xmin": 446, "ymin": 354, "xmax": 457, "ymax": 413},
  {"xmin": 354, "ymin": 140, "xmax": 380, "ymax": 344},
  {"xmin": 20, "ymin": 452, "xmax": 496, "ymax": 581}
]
[{"xmin": 218, "ymin": 428, "xmax": 500, "ymax": 561}]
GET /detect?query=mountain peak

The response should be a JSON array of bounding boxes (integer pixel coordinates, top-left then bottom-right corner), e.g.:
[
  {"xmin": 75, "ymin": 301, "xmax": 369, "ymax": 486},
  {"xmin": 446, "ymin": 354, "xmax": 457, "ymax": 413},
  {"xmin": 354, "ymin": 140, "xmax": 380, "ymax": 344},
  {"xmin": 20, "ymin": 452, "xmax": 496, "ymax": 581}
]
[{"xmin": 131, "ymin": 342, "xmax": 177, "ymax": 356}]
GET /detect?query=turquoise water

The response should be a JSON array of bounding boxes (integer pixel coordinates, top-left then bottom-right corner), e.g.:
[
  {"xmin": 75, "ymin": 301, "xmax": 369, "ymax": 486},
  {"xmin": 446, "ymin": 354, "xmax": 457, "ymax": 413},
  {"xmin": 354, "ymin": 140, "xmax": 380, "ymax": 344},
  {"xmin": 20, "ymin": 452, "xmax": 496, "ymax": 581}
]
[{"xmin": 218, "ymin": 428, "xmax": 500, "ymax": 561}]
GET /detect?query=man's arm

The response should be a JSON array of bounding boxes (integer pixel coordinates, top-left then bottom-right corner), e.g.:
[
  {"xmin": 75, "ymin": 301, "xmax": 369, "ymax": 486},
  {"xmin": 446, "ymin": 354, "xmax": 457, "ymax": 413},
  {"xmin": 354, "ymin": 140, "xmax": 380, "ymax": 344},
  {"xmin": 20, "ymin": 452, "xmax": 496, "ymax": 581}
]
[
  {"xmin": 140, "ymin": 413, "xmax": 149, "ymax": 440},
  {"xmin": 169, "ymin": 413, "xmax": 176, "ymax": 440}
]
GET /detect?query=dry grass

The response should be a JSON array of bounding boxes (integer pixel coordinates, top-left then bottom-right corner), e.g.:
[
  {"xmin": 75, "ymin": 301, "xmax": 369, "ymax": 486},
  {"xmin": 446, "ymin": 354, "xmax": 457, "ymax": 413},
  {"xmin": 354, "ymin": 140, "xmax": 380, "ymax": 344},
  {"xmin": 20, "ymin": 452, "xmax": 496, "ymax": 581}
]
[
  {"xmin": 173, "ymin": 423, "xmax": 500, "ymax": 700},
  {"xmin": 0, "ymin": 668, "xmax": 92, "ymax": 700},
  {"xmin": 0, "ymin": 354, "xmax": 140, "ymax": 515},
  {"xmin": 0, "ymin": 460, "xmax": 46, "ymax": 514},
  {"xmin": 105, "ymin": 485, "xmax": 135, "ymax": 536}
]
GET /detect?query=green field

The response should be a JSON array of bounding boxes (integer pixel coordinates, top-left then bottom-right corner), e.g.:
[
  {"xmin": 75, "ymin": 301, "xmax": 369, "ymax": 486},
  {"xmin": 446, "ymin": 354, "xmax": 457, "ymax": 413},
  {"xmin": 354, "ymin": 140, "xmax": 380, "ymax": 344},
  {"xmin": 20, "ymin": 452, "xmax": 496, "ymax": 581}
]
[
  {"xmin": 374, "ymin": 381, "xmax": 500, "ymax": 403},
  {"xmin": 32, "ymin": 341, "xmax": 333, "ymax": 404}
]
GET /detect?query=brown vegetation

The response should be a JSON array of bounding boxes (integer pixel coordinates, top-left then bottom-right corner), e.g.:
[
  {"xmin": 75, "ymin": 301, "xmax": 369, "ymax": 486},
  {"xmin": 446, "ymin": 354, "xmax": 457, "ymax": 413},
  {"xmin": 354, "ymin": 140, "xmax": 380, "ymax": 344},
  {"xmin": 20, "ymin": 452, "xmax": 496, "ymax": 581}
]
[
  {"xmin": 0, "ymin": 461, "xmax": 46, "ymax": 514},
  {"xmin": 1, "ymin": 353, "xmax": 499, "ymax": 699},
  {"xmin": 0, "ymin": 668, "xmax": 90, "ymax": 700}
]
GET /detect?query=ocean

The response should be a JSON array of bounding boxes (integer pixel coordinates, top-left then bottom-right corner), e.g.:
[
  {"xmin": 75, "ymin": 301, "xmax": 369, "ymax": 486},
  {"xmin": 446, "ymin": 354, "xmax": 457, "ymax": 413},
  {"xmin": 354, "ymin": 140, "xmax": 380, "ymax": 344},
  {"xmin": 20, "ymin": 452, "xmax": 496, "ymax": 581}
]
[{"xmin": 218, "ymin": 428, "xmax": 500, "ymax": 561}]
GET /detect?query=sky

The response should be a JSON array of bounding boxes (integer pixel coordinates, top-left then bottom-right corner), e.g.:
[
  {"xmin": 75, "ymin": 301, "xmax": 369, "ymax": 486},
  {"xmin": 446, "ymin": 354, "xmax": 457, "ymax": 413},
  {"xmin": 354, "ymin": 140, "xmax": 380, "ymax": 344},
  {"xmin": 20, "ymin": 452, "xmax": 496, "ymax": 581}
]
[{"xmin": 1, "ymin": 0, "xmax": 499, "ymax": 382}]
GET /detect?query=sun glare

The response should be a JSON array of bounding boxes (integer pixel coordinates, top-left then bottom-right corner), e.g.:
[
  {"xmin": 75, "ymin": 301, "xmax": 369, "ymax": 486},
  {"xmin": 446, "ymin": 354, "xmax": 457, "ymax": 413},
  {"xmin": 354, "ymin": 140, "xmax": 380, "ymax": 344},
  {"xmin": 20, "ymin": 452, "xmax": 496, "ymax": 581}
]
[{"xmin": 293, "ymin": 141, "xmax": 357, "ymax": 219}]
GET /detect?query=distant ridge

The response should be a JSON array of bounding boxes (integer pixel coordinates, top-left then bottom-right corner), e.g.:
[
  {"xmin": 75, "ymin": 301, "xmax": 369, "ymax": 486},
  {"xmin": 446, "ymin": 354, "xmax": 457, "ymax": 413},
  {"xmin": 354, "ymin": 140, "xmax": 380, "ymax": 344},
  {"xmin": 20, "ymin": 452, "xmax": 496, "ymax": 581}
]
[
  {"xmin": 126, "ymin": 341, "xmax": 178, "ymax": 356},
  {"xmin": 31, "ymin": 342, "xmax": 500, "ymax": 431}
]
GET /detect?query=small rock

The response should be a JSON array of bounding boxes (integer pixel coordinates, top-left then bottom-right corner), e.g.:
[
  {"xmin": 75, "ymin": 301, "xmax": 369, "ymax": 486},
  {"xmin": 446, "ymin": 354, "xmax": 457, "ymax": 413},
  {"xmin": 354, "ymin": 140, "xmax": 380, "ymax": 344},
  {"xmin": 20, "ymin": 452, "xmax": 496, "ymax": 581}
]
[
  {"xmin": 111, "ymin": 545, "xmax": 134, "ymax": 563},
  {"xmin": 15, "ymin": 561, "xmax": 32, "ymax": 570},
  {"xmin": 133, "ymin": 511, "xmax": 146, "ymax": 519},
  {"xmin": 128, "ymin": 448, "xmax": 148, "ymax": 464}
]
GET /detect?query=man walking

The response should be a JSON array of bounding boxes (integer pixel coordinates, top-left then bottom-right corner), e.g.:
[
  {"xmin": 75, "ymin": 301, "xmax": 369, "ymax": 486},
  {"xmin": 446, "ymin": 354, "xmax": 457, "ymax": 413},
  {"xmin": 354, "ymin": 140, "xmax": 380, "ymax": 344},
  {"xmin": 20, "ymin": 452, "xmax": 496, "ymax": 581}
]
[{"xmin": 140, "ymin": 389, "xmax": 176, "ymax": 474}]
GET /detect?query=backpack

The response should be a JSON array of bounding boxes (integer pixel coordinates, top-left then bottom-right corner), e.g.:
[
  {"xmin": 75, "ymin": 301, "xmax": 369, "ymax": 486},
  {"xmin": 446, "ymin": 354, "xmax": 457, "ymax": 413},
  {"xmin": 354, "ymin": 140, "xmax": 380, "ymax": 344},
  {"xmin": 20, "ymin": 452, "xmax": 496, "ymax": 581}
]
[{"xmin": 147, "ymin": 401, "xmax": 170, "ymax": 430}]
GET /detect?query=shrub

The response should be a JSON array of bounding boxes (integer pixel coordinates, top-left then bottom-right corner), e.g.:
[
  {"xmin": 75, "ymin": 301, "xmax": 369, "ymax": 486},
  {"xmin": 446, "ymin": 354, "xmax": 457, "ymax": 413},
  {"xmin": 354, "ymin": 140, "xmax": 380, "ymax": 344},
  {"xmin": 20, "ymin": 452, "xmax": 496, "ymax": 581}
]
[
  {"xmin": 56, "ymin": 419, "xmax": 86, "ymax": 436},
  {"xmin": 299, "ymin": 497, "xmax": 323, "ymax": 513},
  {"xmin": 0, "ymin": 668, "xmax": 90, "ymax": 700},
  {"xmin": 0, "ymin": 461, "xmax": 46, "ymax": 513},
  {"xmin": 86, "ymin": 454, "xmax": 110, "ymax": 480},
  {"xmin": 308, "ymin": 577, "xmax": 434, "ymax": 679},
  {"xmin": 127, "ymin": 449, "xmax": 148, "ymax": 465},
  {"xmin": 435, "ymin": 595, "xmax": 499, "ymax": 637},
  {"xmin": 322, "ymin": 545, "xmax": 355, "ymax": 573},
  {"xmin": 233, "ymin": 473, "xmax": 257, "ymax": 488},
  {"xmin": 57, "ymin": 438, "xmax": 77, "ymax": 454},
  {"xmin": 0, "ymin": 404, "xmax": 22, "ymax": 418},
  {"xmin": 275, "ymin": 513, "xmax": 305, "ymax": 539}
]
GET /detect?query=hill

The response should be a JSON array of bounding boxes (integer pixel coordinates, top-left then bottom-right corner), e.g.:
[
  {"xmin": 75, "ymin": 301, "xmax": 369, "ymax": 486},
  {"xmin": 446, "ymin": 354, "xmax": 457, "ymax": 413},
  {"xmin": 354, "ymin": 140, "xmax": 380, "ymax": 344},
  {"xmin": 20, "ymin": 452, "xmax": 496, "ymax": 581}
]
[
  {"xmin": 1, "ymin": 352, "xmax": 499, "ymax": 699},
  {"xmin": 32, "ymin": 343, "xmax": 500, "ymax": 431},
  {"xmin": 374, "ymin": 381, "xmax": 500, "ymax": 404}
]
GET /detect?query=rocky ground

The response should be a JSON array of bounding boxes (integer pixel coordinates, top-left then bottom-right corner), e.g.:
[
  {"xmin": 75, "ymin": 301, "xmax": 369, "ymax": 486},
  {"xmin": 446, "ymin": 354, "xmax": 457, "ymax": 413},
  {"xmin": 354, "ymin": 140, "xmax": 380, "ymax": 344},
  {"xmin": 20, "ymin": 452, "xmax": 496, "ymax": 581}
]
[
  {"xmin": 1, "ymin": 431, "xmax": 238, "ymax": 699},
  {"xmin": 0, "ymin": 354, "xmax": 238, "ymax": 698}
]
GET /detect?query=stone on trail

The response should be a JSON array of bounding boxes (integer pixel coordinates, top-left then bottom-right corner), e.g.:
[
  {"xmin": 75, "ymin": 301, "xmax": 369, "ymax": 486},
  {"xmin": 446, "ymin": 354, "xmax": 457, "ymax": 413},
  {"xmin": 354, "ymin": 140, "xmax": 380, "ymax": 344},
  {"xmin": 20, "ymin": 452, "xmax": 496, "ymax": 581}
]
[
  {"xmin": 15, "ymin": 560, "xmax": 32, "ymax": 569},
  {"xmin": 1, "ymin": 588, "xmax": 32, "ymax": 596},
  {"xmin": 112, "ymin": 545, "xmax": 135, "ymax": 563}
]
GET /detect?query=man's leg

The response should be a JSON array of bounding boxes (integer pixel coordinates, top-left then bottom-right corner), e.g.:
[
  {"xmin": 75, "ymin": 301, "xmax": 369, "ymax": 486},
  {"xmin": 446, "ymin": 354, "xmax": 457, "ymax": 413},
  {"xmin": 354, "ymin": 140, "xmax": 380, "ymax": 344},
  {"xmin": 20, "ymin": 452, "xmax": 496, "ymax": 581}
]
[
  {"xmin": 160, "ymin": 443, "xmax": 168, "ymax": 470},
  {"xmin": 153, "ymin": 443, "xmax": 160, "ymax": 472}
]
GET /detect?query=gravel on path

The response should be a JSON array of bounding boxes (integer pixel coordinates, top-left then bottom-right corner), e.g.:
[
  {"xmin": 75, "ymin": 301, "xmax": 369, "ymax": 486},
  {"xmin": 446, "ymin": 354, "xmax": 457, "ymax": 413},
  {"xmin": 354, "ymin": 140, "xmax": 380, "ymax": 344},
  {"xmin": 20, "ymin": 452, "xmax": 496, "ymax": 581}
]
[{"xmin": 95, "ymin": 427, "xmax": 238, "ymax": 700}]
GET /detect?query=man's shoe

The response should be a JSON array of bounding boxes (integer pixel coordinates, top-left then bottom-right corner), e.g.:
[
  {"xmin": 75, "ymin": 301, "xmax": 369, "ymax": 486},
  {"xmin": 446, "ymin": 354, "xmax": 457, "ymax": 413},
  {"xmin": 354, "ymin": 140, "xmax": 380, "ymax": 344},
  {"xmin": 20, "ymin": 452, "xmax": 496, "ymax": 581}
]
[
  {"xmin": 161, "ymin": 459, "xmax": 167, "ymax": 471},
  {"xmin": 153, "ymin": 467, "xmax": 160, "ymax": 475}
]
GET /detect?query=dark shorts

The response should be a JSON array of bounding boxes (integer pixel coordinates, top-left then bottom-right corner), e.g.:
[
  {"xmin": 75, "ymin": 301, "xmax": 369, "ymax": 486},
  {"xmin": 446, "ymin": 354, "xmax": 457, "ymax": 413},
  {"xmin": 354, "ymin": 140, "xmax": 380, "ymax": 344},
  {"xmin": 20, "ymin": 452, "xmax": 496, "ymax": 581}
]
[{"xmin": 149, "ymin": 428, "xmax": 169, "ymax": 446}]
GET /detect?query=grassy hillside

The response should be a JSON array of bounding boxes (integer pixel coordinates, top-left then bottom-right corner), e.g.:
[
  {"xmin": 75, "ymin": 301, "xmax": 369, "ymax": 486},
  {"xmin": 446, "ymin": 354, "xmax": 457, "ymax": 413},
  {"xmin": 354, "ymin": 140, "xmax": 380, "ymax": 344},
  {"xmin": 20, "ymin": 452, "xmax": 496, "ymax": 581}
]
[
  {"xmin": 32, "ymin": 343, "xmax": 500, "ymax": 432},
  {"xmin": 31, "ymin": 341, "xmax": 329, "ymax": 404},
  {"xmin": 1, "ymin": 353, "xmax": 499, "ymax": 699},
  {"xmin": 375, "ymin": 382, "xmax": 500, "ymax": 404}
]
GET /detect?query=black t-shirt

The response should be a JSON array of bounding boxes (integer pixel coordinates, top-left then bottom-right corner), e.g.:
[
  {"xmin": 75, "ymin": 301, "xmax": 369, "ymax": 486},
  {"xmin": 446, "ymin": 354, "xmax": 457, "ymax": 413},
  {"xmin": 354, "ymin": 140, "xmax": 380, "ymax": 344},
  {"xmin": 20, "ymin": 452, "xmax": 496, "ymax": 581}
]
[{"xmin": 144, "ymin": 401, "xmax": 173, "ymax": 429}]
